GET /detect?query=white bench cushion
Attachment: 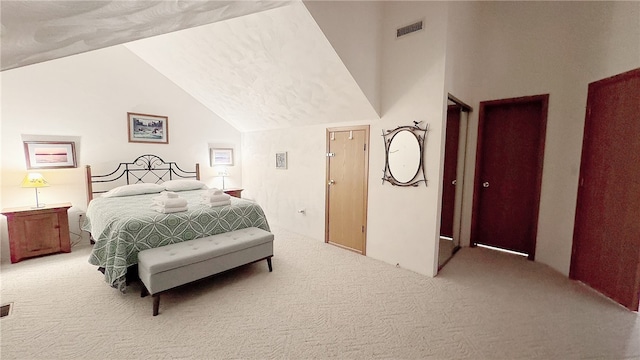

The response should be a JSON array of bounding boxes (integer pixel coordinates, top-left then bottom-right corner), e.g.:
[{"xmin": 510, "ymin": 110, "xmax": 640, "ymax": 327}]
[{"xmin": 138, "ymin": 227, "xmax": 273, "ymax": 275}]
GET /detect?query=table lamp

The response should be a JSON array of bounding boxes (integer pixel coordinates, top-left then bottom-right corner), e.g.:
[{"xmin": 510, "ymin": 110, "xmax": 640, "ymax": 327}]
[
  {"xmin": 216, "ymin": 168, "xmax": 229, "ymax": 190},
  {"xmin": 21, "ymin": 173, "xmax": 49, "ymax": 208}
]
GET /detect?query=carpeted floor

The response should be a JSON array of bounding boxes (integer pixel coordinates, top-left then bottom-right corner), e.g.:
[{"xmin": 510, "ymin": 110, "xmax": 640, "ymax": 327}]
[{"xmin": 1, "ymin": 227, "xmax": 638, "ymax": 359}]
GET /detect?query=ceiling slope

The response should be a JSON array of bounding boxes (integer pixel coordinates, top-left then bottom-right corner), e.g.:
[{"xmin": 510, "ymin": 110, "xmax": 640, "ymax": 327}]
[
  {"xmin": 125, "ymin": 2, "xmax": 379, "ymax": 132},
  {"xmin": 1, "ymin": 0, "xmax": 290, "ymax": 71}
]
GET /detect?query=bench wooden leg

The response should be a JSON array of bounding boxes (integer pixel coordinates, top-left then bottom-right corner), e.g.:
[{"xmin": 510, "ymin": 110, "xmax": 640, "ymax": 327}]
[
  {"xmin": 153, "ymin": 294, "xmax": 160, "ymax": 316},
  {"xmin": 141, "ymin": 285, "xmax": 149, "ymax": 298},
  {"xmin": 267, "ymin": 257, "xmax": 272, "ymax": 272}
]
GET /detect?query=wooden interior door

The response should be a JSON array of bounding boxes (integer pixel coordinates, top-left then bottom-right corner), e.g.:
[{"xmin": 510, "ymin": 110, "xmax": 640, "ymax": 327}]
[
  {"xmin": 325, "ymin": 126, "xmax": 369, "ymax": 254},
  {"xmin": 570, "ymin": 68, "xmax": 640, "ymax": 311},
  {"xmin": 440, "ymin": 104, "xmax": 461, "ymax": 239},
  {"xmin": 472, "ymin": 95, "xmax": 548, "ymax": 258}
]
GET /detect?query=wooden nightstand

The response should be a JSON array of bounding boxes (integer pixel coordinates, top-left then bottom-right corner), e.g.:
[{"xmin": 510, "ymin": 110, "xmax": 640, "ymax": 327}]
[
  {"xmin": 1, "ymin": 203, "xmax": 72, "ymax": 263},
  {"xmin": 223, "ymin": 188, "xmax": 243, "ymax": 198}
]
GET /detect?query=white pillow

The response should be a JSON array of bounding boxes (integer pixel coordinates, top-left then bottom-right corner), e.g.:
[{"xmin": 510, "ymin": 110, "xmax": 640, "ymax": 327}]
[
  {"xmin": 101, "ymin": 183, "xmax": 165, "ymax": 198},
  {"xmin": 162, "ymin": 179, "xmax": 208, "ymax": 192}
]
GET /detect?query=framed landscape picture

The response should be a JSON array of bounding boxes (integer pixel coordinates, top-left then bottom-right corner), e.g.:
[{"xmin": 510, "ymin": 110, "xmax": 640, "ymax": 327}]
[
  {"xmin": 210, "ymin": 148, "xmax": 234, "ymax": 166},
  {"xmin": 24, "ymin": 141, "xmax": 77, "ymax": 169},
  {"xmin": 128, "ymin": 112, "xmax": 169, "ymax": 144}
]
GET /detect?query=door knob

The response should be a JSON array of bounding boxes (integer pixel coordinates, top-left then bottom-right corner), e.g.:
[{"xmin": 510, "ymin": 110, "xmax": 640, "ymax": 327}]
[
  {"xmin": 482, "ymin": 181, "xmax": 490, "ymax": 188},
  {"xmin": 328, "ymin": 179, "xmax": 335, "ymax": 186},
  {"xmin": 452, "ymin": 180, "xmax": 457, "ymax": 185}
]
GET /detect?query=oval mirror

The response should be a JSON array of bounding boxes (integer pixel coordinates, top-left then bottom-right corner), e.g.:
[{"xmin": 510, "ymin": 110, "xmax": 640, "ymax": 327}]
[{"xmin": 388, "ymin": 130, "xmax": 421, "ymax": 184}]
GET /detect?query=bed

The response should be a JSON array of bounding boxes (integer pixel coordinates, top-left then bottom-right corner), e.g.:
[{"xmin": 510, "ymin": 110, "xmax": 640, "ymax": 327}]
[{"xmin": 82, "ymin": 155, "xmax": 270, "ymax": 291}]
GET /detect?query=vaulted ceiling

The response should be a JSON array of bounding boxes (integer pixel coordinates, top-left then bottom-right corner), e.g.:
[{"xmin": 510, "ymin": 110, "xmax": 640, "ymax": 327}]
[
  {"xmin": 1, "ymin": 0, "xmax": 379, "ymax": 132},
  {"xmin": 0, "ymin": 0, "xmax": 290, "ymax": 71}
]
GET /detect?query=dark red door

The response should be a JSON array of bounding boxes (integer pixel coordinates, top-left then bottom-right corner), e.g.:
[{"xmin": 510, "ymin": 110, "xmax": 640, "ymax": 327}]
[
  {"xmin": 440, "ymin": 105, "xmax": 461, "ymax": 238},
  {"xmin": 570, "ymin": 68, "xmax": 640, "ymax": 311},
  {"xmin": 472, "ymin": 95, "xmax": 548, "ymax": 258}
]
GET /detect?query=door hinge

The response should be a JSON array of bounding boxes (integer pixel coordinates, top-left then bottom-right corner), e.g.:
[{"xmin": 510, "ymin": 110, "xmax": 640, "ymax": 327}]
[
  {"xmin": 326, "ymin": 152, "xmax": 335, "ymax": 157},
  {"xmin": 364, "ymin": 143, "xmax": 367, "ymax": 151},
  {"xmin": 362, "ymin": 225, "xmax": 365, "ymax": 233},
  {"xmin": 579, "ymin": 177, "xmax": 584, "ymax": 187}
]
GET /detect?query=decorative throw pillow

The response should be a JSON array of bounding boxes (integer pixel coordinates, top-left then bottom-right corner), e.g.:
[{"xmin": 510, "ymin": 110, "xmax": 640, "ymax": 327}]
[
  {"xmin": 162, "ymin": 179, "xmax": 208, "ymax": 191},
  {"xmin": 101, "ymin": 183, "xmax": 165, "ymax": 197}
]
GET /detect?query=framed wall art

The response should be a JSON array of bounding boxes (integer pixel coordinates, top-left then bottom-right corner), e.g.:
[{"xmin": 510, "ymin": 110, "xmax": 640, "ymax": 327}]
[
  {"xmin": 275, "ymin": 152, "xmax": 287, "ymax": 169},
  {"xmin": 23, "ymin": 141, "xmax": 77, "ymax": 169},
  {"xmin": 210, "ymin": 148, "xmax": 234, "ymax": 166},
  {"xmin": 127, "ymin": 112, "xmax": 169, "ymax": 144}
]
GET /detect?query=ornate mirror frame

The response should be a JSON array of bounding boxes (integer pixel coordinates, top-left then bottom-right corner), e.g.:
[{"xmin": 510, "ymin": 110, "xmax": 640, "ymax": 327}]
[{"xmin": 382, "ymin": 121, "xmax": 429, "ymax": 187}]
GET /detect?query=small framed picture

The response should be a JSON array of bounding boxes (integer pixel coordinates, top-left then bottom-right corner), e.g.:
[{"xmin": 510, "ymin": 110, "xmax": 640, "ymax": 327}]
[
  {"xmin": 127, "ymin": 112, "xmax": 169, "ymax": 144},
  {"xmin": 24, "ymin": 141, "xmax": 77, "ymax": 169},
  {"xmin": 275, "ymin": 152, "xmax": 287, "ymax": 169},
  {"xmin": 210, "ymin": 148, "xmax": 234, "ymax": 166}
]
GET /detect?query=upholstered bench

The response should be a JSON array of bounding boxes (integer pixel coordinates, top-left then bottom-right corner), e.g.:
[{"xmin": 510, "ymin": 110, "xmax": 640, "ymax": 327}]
[{"xmin": 138, "ymin": 227, "xmax": 274, "ymax": 316}]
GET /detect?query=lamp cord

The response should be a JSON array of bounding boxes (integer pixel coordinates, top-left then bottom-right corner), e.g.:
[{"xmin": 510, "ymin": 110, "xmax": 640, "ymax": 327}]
[{"xmin": 69, "ymin": 215, "xmax": 86, "ymax": 248}]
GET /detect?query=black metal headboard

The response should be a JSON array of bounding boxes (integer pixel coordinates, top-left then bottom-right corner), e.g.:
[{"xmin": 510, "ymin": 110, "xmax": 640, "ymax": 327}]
[{"xmin": 86, "ymin": 154, "xmax": 200, "ymax": 203}]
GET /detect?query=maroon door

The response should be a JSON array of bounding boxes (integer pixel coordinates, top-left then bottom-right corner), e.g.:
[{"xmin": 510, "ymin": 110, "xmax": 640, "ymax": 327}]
[
  {"xmin": 440, "ymin": 105, "xmax": 461, "ymax": 238},
  {"xmin": 472, "ymin": 95, "xmax": 548, "ymax": 258},
  {"xmin": 570, "ymin": 68, "xmax": 640, "ymax": 311}
]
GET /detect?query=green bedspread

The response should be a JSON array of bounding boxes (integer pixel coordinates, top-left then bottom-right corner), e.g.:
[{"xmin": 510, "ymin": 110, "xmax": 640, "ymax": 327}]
[{"xmin": 83, "ymin": 190, "xmax": 270, "ymax": 290}]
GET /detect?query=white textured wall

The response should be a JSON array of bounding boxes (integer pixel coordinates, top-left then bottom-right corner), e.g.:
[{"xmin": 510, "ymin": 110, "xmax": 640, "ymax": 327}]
[
  {"xmin": 0, "ymin": 45, "xmax": 241, "ymax": 263},
  {"xmin": 444, "ymin": 2, "xmax": 481, "ymax": 106},
  {"xmin": 125, "ymin": 3, "xmax": 379, "ymax": 133},
  {"xmin": 465, "ymin": 1, "xmax": 640, "ymax": 275},
  {"xmin": 260, "ymin": 1, "xmax": 449, "ymax": 277},
  {"xmin": 303, "ymin": 1, "xmax": 383, "ymax": 116},
  {"xmin": 241, "ymin": 124, "xmax": 327, "ymax": 240},
  {"xmin": 366, "ymin": 2, "xmax": 447, "ymax": 277},
  {"xmin": 245, "ymin": 1, "xmax": 639, "ymax": 279},
  {"xmin": 590, "ymin": 1, "xmax": 640, "ymax": 79},
  {"xmin": 3, "ymin": 1, "xmax": 634, "ymax": 277},
  {"xmin": 443, "ymin": 2, "xmax": 482, "ymax": 249}
]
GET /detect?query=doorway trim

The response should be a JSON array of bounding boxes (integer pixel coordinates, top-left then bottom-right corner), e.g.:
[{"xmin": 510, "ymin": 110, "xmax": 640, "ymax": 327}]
[
  {"xmin": 325, "ymin": 125, "xmax": 370, "ymax": 255},
  {"xmin": 471, "ymin": 94, "xmax": 549, "ymax": 260},
  {"xmin": 569, "ymin": 68, "xmax": 640, "ymax": 311},
  {"xmin": 438, "ymin": 94, "xmax": 473, "ymax": 271}
]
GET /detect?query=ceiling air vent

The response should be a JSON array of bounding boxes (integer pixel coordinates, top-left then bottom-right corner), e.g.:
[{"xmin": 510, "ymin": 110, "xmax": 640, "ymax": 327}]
[{"xmin": 397, "ymin": 20, "xmax": 423, "ymax": 38}]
